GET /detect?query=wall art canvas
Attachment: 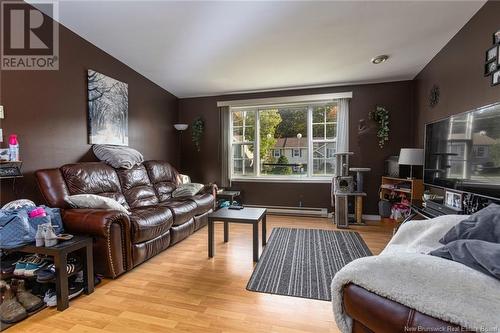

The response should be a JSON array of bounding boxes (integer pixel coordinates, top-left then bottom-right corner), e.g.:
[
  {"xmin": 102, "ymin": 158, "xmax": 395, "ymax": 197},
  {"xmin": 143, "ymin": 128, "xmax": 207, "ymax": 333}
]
[{"xmin": 87, "ymin": 70, "xmax": 129, "ymax": 145}]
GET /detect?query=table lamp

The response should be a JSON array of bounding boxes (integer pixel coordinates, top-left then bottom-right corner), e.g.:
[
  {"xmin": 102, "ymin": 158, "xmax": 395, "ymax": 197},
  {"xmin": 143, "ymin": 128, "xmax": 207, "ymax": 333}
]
[{"xmin": 398, "ymin": 148, "xmax": 424, "ymax": 179}]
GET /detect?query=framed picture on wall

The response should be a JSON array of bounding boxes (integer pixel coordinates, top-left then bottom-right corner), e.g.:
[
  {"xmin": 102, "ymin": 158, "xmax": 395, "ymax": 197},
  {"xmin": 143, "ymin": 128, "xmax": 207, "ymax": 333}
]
[
  {"xmin": 486, "ymin": 45, "xmax": 498, "ymax": 62},
  {"xmin": 492, "ymin": 70, "xmax": 500, "ymax": 86},
  {"xmin": 494, "ymin": 29, "xmax": 500, "ymax": 45},
  {"xmin": 485, "ymin": 61, "xmax": 498, "ymax": 76},
  {"xmin": 87, "ymin": 70, "xmax": 129, "ymax": 145}
]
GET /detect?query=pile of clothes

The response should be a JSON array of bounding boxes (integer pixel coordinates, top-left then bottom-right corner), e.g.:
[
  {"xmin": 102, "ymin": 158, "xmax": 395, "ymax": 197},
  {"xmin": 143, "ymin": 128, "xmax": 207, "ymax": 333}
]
[{"xmin": 0, "ymin": 202, "xmax": 64, "ymax": 249}]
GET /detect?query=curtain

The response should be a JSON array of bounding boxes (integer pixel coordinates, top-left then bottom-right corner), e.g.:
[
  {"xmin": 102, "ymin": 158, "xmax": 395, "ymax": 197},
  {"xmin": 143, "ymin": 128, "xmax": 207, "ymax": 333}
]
[
  {"xmin": 336, "ymin": 98, "xmax": 350, "ymax": 154},
  {"xmin": 332, "ymin": 98, "xmax": 350, "ymax": 208},
  {"xmin": 218, "ymin": 106, "xmax": 231, "ymax": 188}
]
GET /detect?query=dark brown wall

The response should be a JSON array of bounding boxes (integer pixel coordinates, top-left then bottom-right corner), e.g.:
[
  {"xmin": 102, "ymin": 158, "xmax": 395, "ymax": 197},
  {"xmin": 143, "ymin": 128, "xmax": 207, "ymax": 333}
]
[
  {"xmin": 414, "ymin": 0, "xmax": 500, "ymax": 147},
  {"xmin": 179, "ymin": 81, "xmax": 414, "ymax": 214},
  {"xmin": 0, "ymin": 11, "xmax": 179, "ymax": 205}
]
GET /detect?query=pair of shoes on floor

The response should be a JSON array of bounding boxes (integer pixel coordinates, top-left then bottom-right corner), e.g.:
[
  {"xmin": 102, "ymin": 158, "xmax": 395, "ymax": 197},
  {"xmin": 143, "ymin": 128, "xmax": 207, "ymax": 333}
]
[
  {"xmin": 36, "ymin": 257, "xmax": 82, "ymax": 283},
  {"xmin": 74, "ymin": 272, "xmax": 102, "ymax": 287},
  {"xmin": 0, "ymin": 279, "xmax": 44, "ymax": 324},
  {"xmin": 43, "ymin": 278, "xmax": 84, "ymax": 307},
  {"xmin": 35, "ymin": 223, "xmax": 59, "ymax": 247},
  {"xmin": 13, "ymin": 255, "xmax": 51, "ymax": 278},
  {"xmin": 0, "ymin": 252, "xmax": 23, "ymax": 280}
]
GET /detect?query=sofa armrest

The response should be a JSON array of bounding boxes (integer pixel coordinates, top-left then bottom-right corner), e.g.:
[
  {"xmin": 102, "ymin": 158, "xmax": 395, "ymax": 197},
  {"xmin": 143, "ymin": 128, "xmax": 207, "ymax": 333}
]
[
  {"xmin": 200, "ymin": 183, "xmax": 217, "ymax": 195},
  {"xmin": 61, "ymin": 209, "xmax": 132, "ymax": 278},
  {"xmin": 343, "ymin": 284, "xmax": 472, "ymax": 333},
  {"xmin": 199, "ymin": 184, "xmax": 218, "ymax": 209},
  {"xmin": 62, "ymin": 209, "xmax": 130, "ymax": 237}
]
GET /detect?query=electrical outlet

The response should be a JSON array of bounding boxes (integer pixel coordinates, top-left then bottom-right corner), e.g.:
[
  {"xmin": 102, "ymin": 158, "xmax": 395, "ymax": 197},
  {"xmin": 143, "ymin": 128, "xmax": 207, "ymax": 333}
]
[
  {"xmin": 0, "ymin": 128, "xmax": 3, "ymax": 142},
  {"xmin": 0, "ymin": 106, "xmax": 4, "ymax": 119}
]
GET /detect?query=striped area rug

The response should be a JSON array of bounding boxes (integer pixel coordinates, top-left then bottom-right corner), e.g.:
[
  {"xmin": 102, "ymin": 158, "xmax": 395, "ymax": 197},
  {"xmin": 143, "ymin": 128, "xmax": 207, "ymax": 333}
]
[{"xmin": 247, "ymin": 227, "xmax": 372, "ymax": 301}]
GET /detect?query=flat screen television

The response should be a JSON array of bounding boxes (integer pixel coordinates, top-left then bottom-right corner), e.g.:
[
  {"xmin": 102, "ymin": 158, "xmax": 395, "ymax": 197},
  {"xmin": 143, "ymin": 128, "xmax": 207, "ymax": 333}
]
[{"xmin": 424, "ymin": 102, "xmax": 500, "ymax": 199}]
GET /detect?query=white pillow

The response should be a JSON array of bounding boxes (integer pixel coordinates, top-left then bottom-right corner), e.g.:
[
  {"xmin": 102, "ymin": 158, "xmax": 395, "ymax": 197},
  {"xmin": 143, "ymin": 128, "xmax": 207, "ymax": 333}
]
[
  {"xmin": 172, "ymin": 183, "xmax": 204, "ymax": 198},
  {"xmin": 65, "ymin": 194, "xmax": 130, "ymax": 215}
]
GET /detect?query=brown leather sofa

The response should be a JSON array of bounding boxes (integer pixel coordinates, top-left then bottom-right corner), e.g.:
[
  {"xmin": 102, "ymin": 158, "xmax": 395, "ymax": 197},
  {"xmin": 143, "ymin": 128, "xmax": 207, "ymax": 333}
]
[
  {"xmin": 35, "ymin": 160, "xmax": 215, "ymax": 278},
  {"xmin": 343, "ymin": 284, "xmax": 473, "ymax": 332}
]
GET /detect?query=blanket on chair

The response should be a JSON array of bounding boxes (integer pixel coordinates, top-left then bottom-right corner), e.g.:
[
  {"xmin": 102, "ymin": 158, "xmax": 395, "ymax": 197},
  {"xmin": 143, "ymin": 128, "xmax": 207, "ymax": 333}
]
[{"xmin": 331, "ymin": 215, "xmax": 500, "ymax": 332}]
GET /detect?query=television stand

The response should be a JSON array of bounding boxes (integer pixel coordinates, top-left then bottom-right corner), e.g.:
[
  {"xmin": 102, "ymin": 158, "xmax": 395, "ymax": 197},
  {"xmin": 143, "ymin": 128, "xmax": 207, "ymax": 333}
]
[{"xmin": 395, "ymin": 201, "xmax": 453, "ymax": 235}]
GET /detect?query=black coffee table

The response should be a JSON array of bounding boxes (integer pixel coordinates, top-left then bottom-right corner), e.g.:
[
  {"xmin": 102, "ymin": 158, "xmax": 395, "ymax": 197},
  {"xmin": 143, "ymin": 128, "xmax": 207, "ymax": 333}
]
[{"xmin": 208, "ymin": 207, "xmax": 267, "ymax": 262}]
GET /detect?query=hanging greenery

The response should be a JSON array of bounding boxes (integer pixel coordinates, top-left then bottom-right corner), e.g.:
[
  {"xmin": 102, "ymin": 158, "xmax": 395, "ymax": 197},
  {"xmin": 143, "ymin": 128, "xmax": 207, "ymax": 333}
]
[
  {"xmin": 368, "ymin": 106, "xmax": 390, "ymax": 148},
  {"xmin": 191, "ymin": 117, "xmax": 204, "ymax": 152}
]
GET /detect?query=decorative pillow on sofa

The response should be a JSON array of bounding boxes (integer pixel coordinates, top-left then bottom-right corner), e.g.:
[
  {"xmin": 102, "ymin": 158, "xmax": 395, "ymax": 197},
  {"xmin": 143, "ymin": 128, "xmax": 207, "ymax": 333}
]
[
  {"xmin": 172, "ymin": 183, "xmax": 204, "ymax": 198},
  {"xmin": 65, "ymin": 194, "xmax": 130, "ymax": 215},
  {"xmin": 92, "ymin": 144, "xmax": 144, "ymax": 169},
  {"xmin": 439, "ymin": 203, "xmax": 500, "ymax": 244},
  {"xmin": 429, "ymin": 203, "xmax": 500, "ymax": 280},
  {"xmin": 430, "ymin": 239, "xmax": 500, "ymax": 280}
]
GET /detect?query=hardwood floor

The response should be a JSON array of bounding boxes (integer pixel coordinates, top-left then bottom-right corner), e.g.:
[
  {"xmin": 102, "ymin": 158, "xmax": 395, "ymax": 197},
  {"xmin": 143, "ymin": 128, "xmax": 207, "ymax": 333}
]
[{"xmin": 10, "ymin": 215, "xmax": 395, "ymax": 333}]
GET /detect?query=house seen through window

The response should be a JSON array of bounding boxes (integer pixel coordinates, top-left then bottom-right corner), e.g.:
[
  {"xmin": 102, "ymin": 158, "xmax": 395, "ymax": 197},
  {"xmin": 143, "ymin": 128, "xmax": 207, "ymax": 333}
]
[{"xmin": 230, "ymin": 102, "xmax": 337, "ymax": 180}]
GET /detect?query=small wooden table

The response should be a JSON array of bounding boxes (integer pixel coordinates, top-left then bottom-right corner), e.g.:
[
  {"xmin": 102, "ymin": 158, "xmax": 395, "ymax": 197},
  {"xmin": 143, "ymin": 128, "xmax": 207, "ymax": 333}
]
[
  {"xmin": 15, "ymin": 236, "xmax": 94, "ymax": 311},
  {"xmin": 216, "ymin": 190, "xmax": 241, "ymax": 205},
  {"xmin": 207, "ymin": 207, "xmax": 267, "ymax": 262}
]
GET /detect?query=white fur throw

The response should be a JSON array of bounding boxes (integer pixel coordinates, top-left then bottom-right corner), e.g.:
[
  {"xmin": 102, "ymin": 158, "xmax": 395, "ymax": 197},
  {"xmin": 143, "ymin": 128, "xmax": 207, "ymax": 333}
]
[{"xmin": 331, "ymin": 215, "xmax": 500, "ymax": 332}]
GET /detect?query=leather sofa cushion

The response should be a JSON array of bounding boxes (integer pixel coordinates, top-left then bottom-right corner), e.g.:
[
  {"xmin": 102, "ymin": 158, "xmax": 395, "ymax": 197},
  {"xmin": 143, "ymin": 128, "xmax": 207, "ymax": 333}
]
[
  {"xmin": 61, "ymin": 162, "xmax": 129, "ymax": 208},
  {"xmin": 184, "ymin": 193, "xmax": 214, "ymax": 216},
  {"xmin": 35, "ymin": 169, "xmax": 71, "ymax": 208},
  {"xmin": 132, "ymin": 230, "xmax": 171, "ymax": 267},
  {"xmin": 159, "ymin": 200, "xmax": 197, "ymax": 226},
  {"xmin": 117, "ymin": 165, "xmax": 159, "ymax": 208},
  {"xmin": 154, "ymin": 182, "xmax": 177, "ymax": 201},
  {"xmin": 170, "ymin": 218, "xmax": 195, "ymax": 245},
  {"xmin": 144, "ymin": 161, "xmax": 181, "ymax": 201},
  {"xmin": 129, "ymin": 206, "xmax": 173, "ymax": 243}
]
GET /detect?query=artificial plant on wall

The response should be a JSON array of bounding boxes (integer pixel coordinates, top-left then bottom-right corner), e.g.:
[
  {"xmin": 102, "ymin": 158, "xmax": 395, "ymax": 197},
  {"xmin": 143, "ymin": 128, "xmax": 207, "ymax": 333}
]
[
  {"xmin": 368, "ymin": 106, "xmax": 390, "ymax": 148},
  {"xmin": 191, "ymin": 117, "xmax": 204, "ymax": 152}
]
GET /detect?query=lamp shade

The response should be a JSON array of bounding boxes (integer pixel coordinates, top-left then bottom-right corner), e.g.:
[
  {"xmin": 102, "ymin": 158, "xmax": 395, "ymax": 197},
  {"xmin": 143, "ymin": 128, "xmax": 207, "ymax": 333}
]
[
  {"xmin": 398, "ymin": 148, "xmax": 424, "ymax": 166},
  {"xmin": 174, "ymin": 123, "xmax": 188, "ymax": 131}
]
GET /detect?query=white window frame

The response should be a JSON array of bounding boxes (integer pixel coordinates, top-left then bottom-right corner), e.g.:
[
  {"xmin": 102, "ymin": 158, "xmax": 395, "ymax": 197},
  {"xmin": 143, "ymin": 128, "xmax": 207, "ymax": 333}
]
[
  {"xmin": 230, "ymin": 110, "xmax": 256, "ymax": 176},
  {"xmin": 227, "ymin": 95, "xmax": 350, "ymax": 182},
  {"xmin": 292, "ymin": 148, "xmax": 301, "ymax": 157},
  {"xmin": 311, "ymin": 104, "xmax": 337, "ymax": 176}
]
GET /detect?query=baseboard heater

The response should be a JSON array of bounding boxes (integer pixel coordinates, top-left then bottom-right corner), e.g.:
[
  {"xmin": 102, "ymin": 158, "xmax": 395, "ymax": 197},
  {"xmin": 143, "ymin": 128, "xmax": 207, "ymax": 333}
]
[{"xmin": 244, "ymin": 205, "xmax": 328, "ymax": 218}]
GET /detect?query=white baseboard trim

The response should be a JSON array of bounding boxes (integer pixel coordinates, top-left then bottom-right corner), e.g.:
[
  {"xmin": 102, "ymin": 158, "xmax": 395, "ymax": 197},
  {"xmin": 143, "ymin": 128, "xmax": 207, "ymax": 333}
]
[
  {"xmin": 244, "ymin": 205, "xmax": 328, "ymax": 218},
  {"xmin": 327, "ymin": 212, "xmax": 381, "ymax": 221},
  {"xmin": 349, "ymin": 214, "xmax": 381, "ymax": 221}
]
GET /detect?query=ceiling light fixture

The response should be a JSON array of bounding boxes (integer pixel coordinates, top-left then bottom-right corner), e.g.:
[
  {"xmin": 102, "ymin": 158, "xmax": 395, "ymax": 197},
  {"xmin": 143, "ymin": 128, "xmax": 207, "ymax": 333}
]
[{"xmin": 371, "ymin": 55, "xmax": 389, "ymax": 64}]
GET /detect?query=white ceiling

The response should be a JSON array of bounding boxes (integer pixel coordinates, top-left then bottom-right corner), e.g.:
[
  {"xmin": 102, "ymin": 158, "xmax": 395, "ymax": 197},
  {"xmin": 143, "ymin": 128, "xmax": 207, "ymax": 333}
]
[{"xmin": 31, "ymin": 1, "xmax": 485, "ymax": 98}]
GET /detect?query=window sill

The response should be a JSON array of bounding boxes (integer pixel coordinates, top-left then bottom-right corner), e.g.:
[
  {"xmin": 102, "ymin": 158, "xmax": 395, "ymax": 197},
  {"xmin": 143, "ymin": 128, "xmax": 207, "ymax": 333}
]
[{"xmin": 231, "ymin": 177, "xmax": 332, "ymax": 184}]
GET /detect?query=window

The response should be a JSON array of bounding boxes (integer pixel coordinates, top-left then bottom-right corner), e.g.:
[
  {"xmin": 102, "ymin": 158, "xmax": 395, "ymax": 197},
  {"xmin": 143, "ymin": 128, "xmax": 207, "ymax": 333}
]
[
  {"xmin": 229, "ymin": 101, "xmax": 338, "ymax": 180},
  {"xmin": 475, "ymin": 146, "xmax": 486, "ymax": 158},
  {"xmin": 231, "ymin": 110, "xmax": 256, "ymax": 176},
  {"xmin": 312, "ymin": 104, "xmax": 337, "ymax": 175}
]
